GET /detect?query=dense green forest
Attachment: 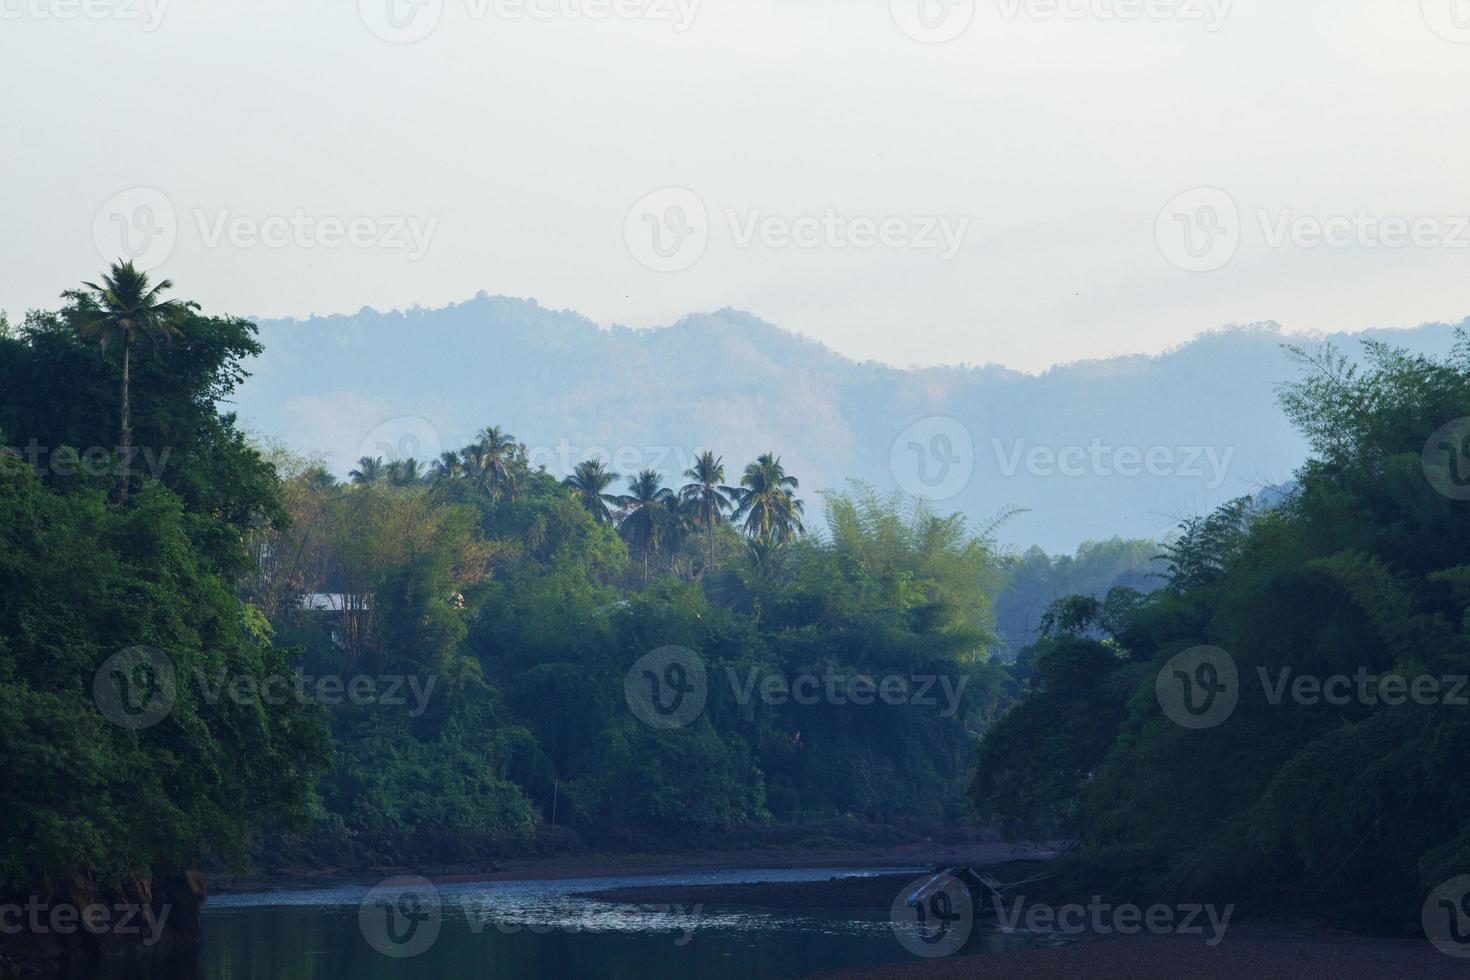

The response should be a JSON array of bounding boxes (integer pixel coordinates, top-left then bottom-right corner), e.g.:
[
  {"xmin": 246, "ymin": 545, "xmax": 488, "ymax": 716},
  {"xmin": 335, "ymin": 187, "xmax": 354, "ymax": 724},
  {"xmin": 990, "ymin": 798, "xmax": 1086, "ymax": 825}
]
[
  {"xmin": 0, "ymin": 265, "xmax": 1067, "ymax": 889},
  {"xmin": 972, "ymin": 336, "xmax": 1470, "ymax": 928},
  {"xmin": 6, "ymin": 263, "xmax": 1464, "ymax": 950}
]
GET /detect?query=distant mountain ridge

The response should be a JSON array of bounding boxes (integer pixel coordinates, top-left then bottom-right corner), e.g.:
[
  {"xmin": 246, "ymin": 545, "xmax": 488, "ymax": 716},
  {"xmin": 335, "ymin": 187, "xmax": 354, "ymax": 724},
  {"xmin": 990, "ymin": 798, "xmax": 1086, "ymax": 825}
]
[{"xmin": 236, "ymin": 293, "xmax": 1466, "ymax": 552}]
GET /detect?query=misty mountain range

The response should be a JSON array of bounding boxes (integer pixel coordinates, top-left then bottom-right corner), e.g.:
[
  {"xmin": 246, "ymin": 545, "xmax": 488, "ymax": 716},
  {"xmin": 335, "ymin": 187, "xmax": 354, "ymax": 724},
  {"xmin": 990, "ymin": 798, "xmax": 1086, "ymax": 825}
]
[{"xmin": 235, "ymin": 293, "xmax": 1466, "ymax": 553}]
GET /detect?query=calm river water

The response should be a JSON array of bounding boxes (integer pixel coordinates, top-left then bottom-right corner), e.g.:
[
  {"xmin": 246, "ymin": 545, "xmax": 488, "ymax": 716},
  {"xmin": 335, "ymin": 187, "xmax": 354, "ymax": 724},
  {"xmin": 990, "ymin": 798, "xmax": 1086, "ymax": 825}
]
[{"xmin": 87, "ymin": 867, "xmax": 1052, "ymax": 979}]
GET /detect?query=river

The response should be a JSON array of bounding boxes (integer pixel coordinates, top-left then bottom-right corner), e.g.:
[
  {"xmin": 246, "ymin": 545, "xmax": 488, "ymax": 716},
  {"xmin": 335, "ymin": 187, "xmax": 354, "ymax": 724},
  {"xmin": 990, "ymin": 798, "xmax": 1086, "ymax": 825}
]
[{"xmin": 120, "ymin": 866, "xmax": 1049, "ymax": 978}]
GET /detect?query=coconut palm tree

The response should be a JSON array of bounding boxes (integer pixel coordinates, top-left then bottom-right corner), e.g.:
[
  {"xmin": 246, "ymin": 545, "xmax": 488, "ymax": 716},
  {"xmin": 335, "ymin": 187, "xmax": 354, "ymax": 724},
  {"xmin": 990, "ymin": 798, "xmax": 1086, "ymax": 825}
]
[
  {"xmin": 465, "ymin": 426, "xmax": 522, "ymax": 499},
  {"xmin": 431, "ymin": 450, "xmax": 463, "ymax": 484},
  {"xmin": 563, "ymin": 458, "xmax": 621, "ymax": 524},
  {"xmin": 67, "ymin": 260, "xmax": 195, "ymax": 504},
  {"xmin": 679, "ymin": 451, "xmax": 735, "ymax": 569},
  {"xmin": 302, "ymin": 467, "xmax": 338, "ymax": 492},
  {"xmin": 388, "ymin": 457, "xmax": 422, "ymax": 486},
  {"xmin": 350, "ymin": 456, "xmax": 384, "ymax": 484},
  {"xmin": 617, "ymin": 469, "xmax": 678, "ymax": 582},
  {"xmin": 731, "ymin": 453, "xmax": 805, "ymax": 543}
]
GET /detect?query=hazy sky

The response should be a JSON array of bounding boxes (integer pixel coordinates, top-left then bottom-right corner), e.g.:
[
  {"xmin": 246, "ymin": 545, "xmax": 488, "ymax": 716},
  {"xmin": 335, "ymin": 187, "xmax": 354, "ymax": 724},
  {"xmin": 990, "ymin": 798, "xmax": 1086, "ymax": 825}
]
[{"xmin": 3, "ymin": 0, "xmax": 1468, "ymax": 372}]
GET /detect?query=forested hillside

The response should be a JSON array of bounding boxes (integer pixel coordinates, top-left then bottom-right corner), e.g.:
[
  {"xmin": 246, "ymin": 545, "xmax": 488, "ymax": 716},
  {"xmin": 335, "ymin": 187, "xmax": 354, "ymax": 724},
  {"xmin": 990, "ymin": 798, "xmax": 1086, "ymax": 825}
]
[
  {"xmin": 973, "ymin": 335, "xmax": 1470, "ymax": 929},
  {"xmin": 238, "ymin": 294, "xmax": 1466, "ymax": 552}
]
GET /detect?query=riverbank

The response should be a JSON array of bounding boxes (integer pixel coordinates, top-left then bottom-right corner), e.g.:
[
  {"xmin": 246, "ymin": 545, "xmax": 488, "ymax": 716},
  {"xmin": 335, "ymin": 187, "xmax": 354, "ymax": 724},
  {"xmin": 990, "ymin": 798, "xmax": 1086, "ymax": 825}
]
[{"xmin": 210, "ymin": 840, "xmax": 1052, "ymax": 894}]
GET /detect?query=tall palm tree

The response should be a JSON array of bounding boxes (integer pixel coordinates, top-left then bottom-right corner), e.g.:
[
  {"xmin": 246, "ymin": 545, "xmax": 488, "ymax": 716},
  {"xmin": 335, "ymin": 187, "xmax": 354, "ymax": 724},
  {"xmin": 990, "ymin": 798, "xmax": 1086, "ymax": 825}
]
[
  {"xmin": 731, "ymin": 453, "xmax": 805, "ymax": 543},
  {"xmin": 302, "ymin": 467, "xmax": 338, "ymax": 492},
  {"xmin": 388, "ymin": 457, "xmax": 422, "ymax": 486},
  {"xmin": 67, "ymin": 260, "xmax": 195, "ymax": 504},
  {"xmin": 679, "ymin": 451, "xmax": 735, "ymax": 569},
  {"xmin": 431, "ymin": 450, "xmax": 463, "ymax": 484},
  {"xmin": 617, "ymin": 469, "xmax": 678, "ymax": 582},
  {"xmin": 563, "ymin": 458, "xmax": 621, "ymax": 524},
  {"xmin": 350, "ymin": 456, "xmax": 384, "ymax": 484},
  {"xmin": 465, "ymin": 426, "xmax": 522, "ymax": 499}
]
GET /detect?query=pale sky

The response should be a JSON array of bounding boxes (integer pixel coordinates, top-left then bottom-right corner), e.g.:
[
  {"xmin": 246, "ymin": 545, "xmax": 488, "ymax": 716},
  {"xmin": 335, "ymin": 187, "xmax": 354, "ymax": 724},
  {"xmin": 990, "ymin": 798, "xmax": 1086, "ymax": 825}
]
[{"xmin": 3, "ymin": 0, "xmax": 1469, "ymax": 372}]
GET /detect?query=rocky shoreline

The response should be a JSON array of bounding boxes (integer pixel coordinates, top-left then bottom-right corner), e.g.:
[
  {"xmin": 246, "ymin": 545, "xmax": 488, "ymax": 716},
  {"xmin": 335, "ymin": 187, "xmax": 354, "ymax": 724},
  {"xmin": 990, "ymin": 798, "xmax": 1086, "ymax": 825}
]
[{"xmin": 0, "ymin": 871, "xmax": 206, "ymax": 980}]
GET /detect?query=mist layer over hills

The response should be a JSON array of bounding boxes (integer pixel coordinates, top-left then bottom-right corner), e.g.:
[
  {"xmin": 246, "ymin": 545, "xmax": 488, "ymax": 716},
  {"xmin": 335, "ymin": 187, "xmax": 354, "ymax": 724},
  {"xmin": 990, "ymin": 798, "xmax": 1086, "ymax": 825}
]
[{"xmin": 236, "ymin": 293, "xmax": 1465, "ymax": 553}]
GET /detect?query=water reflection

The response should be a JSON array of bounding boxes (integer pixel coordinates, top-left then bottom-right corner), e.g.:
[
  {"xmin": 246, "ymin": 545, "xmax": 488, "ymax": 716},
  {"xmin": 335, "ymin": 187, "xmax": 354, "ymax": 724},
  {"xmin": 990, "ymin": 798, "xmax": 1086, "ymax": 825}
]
[{"xmin": 81, "ymin": 868, "xmax": 1049, "ymax": 980}]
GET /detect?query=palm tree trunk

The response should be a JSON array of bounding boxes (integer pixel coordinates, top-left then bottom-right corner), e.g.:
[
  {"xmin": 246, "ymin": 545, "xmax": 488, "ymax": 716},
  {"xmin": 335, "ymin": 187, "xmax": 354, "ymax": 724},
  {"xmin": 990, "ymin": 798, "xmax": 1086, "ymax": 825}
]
[
  {"xmin": 707, "ymin": 517, "xmax": 716, "ymax": 570},
  {"xmin": 117, "ymin": 337, "xmax": 131, "ymax": 505}
]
